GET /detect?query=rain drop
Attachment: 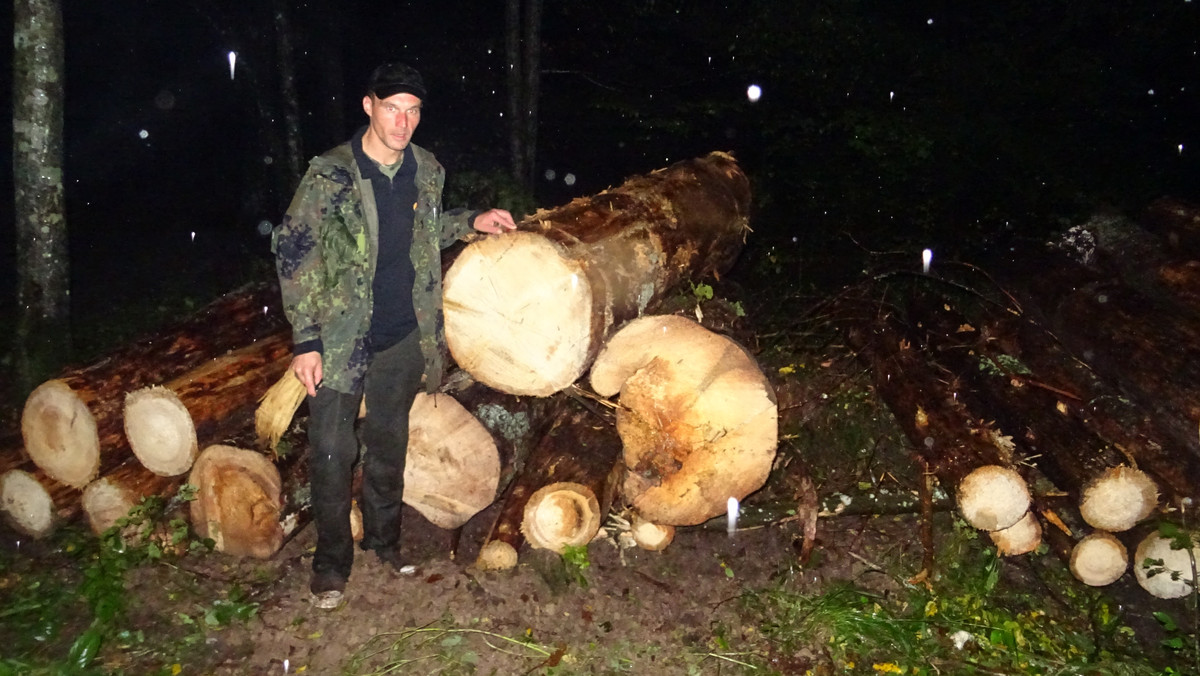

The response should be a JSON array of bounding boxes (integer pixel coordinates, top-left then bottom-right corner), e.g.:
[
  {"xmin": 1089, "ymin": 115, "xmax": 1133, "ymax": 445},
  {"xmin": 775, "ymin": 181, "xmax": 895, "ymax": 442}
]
[
  {"xmin": 138, "ymin": 129, "xmax": 149, "ymax": 139},
  {"xmin": 228, "ymin": 51, "xmax": 238, "ymax": 80},
  {"xmin": 544, "ymin": 169, "xmax": 556, "ymax": 181},
  {"xmin": 746, "ymin": 84, "xmax": 762, "ymax": 102},
  {"xmin": 564, "ymin": 173, "xmax": 576, "ymax": 186}
]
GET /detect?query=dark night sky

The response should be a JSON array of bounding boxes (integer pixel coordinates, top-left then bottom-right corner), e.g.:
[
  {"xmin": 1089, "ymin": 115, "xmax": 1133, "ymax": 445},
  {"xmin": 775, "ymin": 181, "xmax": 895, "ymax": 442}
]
[{"xmin": 4, "ymin": 1, "xmax": 1200, "ymax": 323}]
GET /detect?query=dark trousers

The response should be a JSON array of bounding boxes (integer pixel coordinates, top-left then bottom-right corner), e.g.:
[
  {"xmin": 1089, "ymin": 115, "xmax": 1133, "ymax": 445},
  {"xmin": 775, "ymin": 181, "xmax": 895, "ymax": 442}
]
[{"xmin": 306, "ymin": 330, "xmax": 424, "ymax": 579}]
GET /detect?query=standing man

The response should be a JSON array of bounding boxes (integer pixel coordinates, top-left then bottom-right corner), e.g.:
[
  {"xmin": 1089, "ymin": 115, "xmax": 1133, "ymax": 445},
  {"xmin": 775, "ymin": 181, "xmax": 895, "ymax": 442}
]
[{"xmin": 272, "ymin": 62, "xmax": 516, "ymax": 609}]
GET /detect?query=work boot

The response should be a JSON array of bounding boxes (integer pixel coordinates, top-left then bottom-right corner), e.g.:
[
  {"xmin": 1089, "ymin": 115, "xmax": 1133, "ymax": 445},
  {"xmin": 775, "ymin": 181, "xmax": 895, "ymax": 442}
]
[
  {"xmin": 309, "ymin": 571, "xmax": 347, "ymax": 609},
  {"xmin": 373, "ymin": 547, "xmax": 420, "ymax": 577}
]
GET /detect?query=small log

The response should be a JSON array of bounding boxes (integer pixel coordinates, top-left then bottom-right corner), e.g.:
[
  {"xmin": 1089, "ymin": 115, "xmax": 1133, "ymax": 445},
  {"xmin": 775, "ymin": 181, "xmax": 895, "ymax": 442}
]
[
  {"xmin": 124, "ymin": 331, "xmax": 293, "ymax": 476},
  {"xmin": 629, "ymin": 514, "xmax": 675, "ymax": 551},
  {"xmin": 188, "ymin": 445, "xmax": 284, "ymax": 559},
  {"xmin": 1070, "ymin": 531, "xmax": 1128, "ymax": 587},
  {"xmin": 840, "ymin": 307, "xmax": 1029, "ymax": 531},
  {"xmin": 1133, "ymin": 531, "xmax": 1198, "ymax": 599},
  {"xmin": 80, "ymin": 459, "xmax": 184, "ymax": 535},
  {"xmin": 987, "ymin": 510, "xmax": 1042, "ymax": 557},
  {"xmin": 476, "ymin": 398, "xmax": 622, "ymax": 570},
  {"xmin": 521, "ymin": 481, "xmax": 601, "ymax": 553},
  {"xmin": 444, "ymin": 151, "xmax": 751, "ymax": 396},
  {"xmin": 590, "ymin": 315, "xmax": 777, "ymax": 526},
  {"xmin": 21, "ymin": 282, "xmax": 286, "ymax": 487},
  {"xmin": 958, "ymin": 465, "xmax": 1031, "ymax": 532},
  {"xmin": 1078, "ymin": 466, "xmax": 1159, "ymax": 533},
  {"xmin": 0, "ymin": 467, "xmax": 79, "ymax": 538}
]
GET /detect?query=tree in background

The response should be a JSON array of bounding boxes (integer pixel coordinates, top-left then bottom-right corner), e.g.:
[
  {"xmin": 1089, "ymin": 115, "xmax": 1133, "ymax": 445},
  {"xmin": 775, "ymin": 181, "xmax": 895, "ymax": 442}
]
[
  {"xmin": 13, "ymin": 0, "xmax": 70, "ymax": 395},
  {"xmin": 506, "ymin": 0, "xmax": 542, "ymax": 189}
]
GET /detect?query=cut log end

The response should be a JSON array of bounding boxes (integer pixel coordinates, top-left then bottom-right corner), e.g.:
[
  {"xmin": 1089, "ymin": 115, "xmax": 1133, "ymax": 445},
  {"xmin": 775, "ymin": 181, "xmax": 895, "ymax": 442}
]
[
  {"xmin": 1079, "ymin": 466, "xmax": 1159, "ymax": 532},
  {"xmin": 0, "ymin": 469, "xmax": 56, "ymax": 538},
  {"xmin": 630, "ymin": 514, "xmax": 675, "ymax": 551},
  {"xmin": 404, "ymin": 392, "xmax": 501, "ymax": 529},
  {"xmin": 475, "ymin": 539, "xmax": 519, "ymax": 571},
  {"xmin": 445, "ymin": 232, "xmax": 593, "ymax": 396},
  {"xmin": 1070, "ymin": 531, "xmax": 1129, "ymax": 587},
  {"xmin": 255, "ymin": 373, "xmax": 307, "ymax": 449},
  {"xmin": 21, "ymin": 380, "xmax": 100, "ymax": 488},
  {"xmin": 81, "ymin": 478, "xmax": 137, "ymax": 535},
  {"xmin": 956, "ymin": 465, "xmax": 1031, "ymax": 531},
  {"xmin": 124, "ymin": 386, "xmax": 198, "ymax": 476},
  {"xmin": 521, "ymin": 481, "xmax": 601, "ymax": 553},
  {"xmin": 597, "ymin": 315, "xmax": 778, "ymax": 526},
  {"xmin": 188, "ymin": 445, "xmax": 283, "ymax": 559},
  {"xmin": 1135, "ymin": 532, "xmax": 1199, "ymax": 599},
  {"xmin": 988, "ymin": 511, "xmax": 1042, "ymax": 556}
]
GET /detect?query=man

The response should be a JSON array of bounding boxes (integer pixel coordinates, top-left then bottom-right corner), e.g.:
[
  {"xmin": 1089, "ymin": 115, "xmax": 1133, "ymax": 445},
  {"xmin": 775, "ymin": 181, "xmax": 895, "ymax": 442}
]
[{"xmin": 272, "ymin": 62, "xmax": 516, "ymax": 609}]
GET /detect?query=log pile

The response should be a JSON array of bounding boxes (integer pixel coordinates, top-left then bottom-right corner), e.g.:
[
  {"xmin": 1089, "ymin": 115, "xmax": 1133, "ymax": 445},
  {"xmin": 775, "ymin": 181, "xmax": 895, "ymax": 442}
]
[
  {"xmin": 1, "ymin": 153, "xmax": 781, "ymax": 572},
  {"xmin": 9, "ymin": 152, "xmax": 1191, "ymax": 604}
]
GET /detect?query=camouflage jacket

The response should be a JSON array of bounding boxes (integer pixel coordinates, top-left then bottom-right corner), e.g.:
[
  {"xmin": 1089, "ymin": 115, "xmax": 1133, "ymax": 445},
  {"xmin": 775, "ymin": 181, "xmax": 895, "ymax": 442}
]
[{"xmin": 271, "ymin": 139, "xmax": 473, "ymax": 394}]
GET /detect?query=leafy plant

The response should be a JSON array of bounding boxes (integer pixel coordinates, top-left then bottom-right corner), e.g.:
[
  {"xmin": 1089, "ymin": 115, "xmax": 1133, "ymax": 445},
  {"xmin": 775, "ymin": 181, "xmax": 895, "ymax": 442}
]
[{"xmin": 561, "ymin": 544, "xmax": 592, "ymax": 588}]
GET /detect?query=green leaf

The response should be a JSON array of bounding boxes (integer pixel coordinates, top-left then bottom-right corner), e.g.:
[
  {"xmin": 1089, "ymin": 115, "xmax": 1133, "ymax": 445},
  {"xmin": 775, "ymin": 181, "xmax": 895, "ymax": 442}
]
[{"xmin": 67, "ymin": 626, "xmax": 104, "ymax": 670}]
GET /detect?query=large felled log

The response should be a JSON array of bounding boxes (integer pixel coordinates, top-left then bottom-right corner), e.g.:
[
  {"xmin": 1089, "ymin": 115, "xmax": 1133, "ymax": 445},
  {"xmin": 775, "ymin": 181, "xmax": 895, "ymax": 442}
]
[
  {"xmin": 21, "ymin": 282, "xmax": 286, "ymax": 487},
  {"xmin": 444, "ymin": 151, "xmax": 751, "ymax": 396},
  {"xmin": 590, "ymin": 315, "xmax": 777, "ymax": 526},
  {"xmin": 476, "ymin": 397, "xmax": 622, "ymax": 570},
  {"xmin": 840, "ymin": 306, "xmax": 1031, "ymax": 531},
  {"xmin": 124, "ymin": 331, "xmax": 293, "ymax": 476}
]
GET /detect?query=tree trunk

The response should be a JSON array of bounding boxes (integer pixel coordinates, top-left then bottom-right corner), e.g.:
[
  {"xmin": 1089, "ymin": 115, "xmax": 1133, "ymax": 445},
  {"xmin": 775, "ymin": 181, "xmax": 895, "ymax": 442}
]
[
  {"xmin": 476, "ymin": 398, "xmax": 622, "ymax": 570},
  {"xmin": 123, "ymin": 330, "xmax": 293, "ymax": 477},
  {"xmin": 444, "ymin": 152, "xmax": 751, "ymax": 396},
  {"xmin": 590, "ymin": 315, "xmax": 777, "ymax": 526},
  {"xmin": 20, "ymin": 282, "xmax": 286, "ymax": 487},
  {"xmin": 13, "ymin": 0, "xmax": 69, "ymax": 396},
  {"xmin": 272, "ymin": 0, "xmax": 304, "ymax": 194},
  {"xmin": 505, "ymin": 0, "xmax": 541, "ymax": 188}
]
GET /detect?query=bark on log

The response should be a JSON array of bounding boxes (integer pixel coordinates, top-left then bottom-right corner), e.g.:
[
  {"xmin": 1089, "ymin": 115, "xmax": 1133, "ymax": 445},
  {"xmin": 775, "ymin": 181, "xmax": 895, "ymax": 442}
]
[
  {"xmin": 476, "ymin": 398, "xmax": 622, "ymax": 570},
  {"xmin": 124, "ymin": 331, "xmax": 293, "ymax": 476},
  {"xmin": 21, "ymin": 282, "xmax": 286, "ymax": 487},
  {"xmin": 840, "ymin": 306, "xmax": 1031, "ymax": 531},
  {"xmin": 444, "ymin": 151, "xmax": 751, "ymax": 396},
  {"xmin": 590, "ymin": 315, "xmax": 777, "ymax": 526}
]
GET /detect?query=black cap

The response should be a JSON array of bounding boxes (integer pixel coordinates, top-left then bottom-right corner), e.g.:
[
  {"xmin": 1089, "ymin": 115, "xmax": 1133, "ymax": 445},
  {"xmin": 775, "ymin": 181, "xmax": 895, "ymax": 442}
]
[{"xmin": 367, "ymin": 62, "xmax": 427, "ymax": 100}]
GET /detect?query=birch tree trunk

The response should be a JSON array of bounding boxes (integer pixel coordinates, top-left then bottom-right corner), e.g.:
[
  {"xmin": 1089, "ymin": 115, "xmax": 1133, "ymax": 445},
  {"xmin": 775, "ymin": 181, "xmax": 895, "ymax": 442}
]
[{"xmin": 13, "ymin": 0, "xmax": 69, "ymax": 396}]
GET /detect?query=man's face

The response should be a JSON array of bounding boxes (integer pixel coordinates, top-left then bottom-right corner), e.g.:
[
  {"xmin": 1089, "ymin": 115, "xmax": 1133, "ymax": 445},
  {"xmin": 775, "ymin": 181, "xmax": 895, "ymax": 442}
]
[{"xmin": 362, "ymin": 92, "xmax": 422, "ymax": 160}]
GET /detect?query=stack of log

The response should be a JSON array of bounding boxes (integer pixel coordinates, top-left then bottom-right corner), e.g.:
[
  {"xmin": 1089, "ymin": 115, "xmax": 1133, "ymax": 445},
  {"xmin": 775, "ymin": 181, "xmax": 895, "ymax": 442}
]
[
  {"xmin": 1, "ymin": 151, "xmax": 781, "ymax": 569},
  {"xmin": 833, "ymin": 196, "xmax": 1200, "ymax": 599}
]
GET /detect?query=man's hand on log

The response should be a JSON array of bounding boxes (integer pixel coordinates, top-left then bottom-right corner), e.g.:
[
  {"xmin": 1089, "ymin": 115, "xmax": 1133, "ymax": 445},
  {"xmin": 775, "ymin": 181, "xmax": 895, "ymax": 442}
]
[
  {"xmin": 291, "ymin": 352, "xmax": 323, "ymax": 397},
  {"xmin": 473, "ymin": 208, "xmax": 517, "ymax": 234}
]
